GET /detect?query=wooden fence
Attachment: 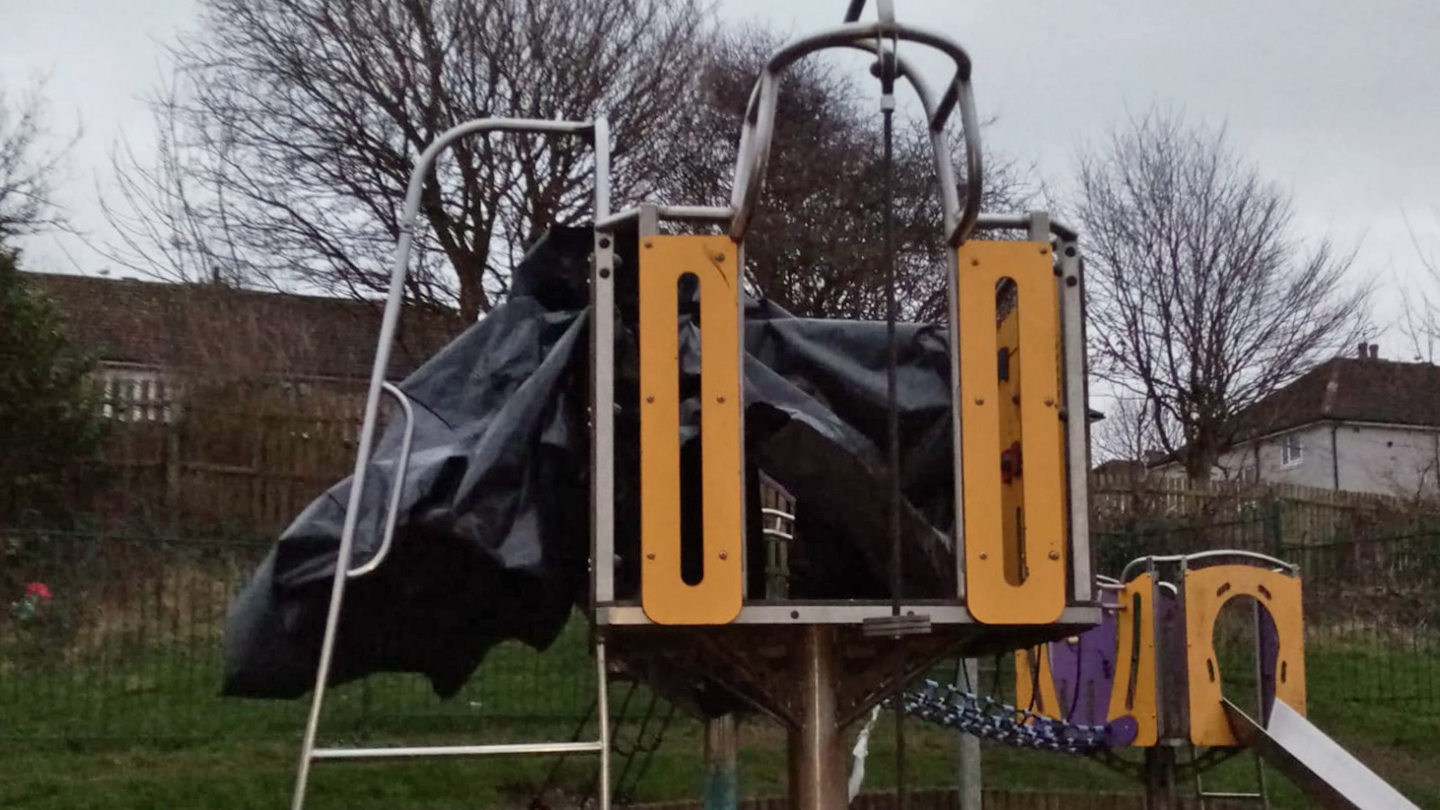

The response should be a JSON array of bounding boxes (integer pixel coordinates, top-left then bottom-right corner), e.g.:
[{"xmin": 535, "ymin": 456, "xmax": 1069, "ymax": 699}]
[
  {"xmin": 86, "ymin": 379, "xmax": 1440, "ymax": 545},
  {"xmin": 1089, "ymin": 473, "xmax": 1431, "ymax": 548},
  {"xmin": 92, "ymin": 377, "xmax": 366, "ymax": 537},
  {"xmin": 632, "ymin": 789, "xmax": 1247, "ymax": 810}
]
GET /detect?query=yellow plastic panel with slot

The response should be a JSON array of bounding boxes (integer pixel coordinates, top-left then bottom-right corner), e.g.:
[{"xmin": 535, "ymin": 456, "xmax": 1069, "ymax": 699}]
[
  {"xmin": 639, "ymin": 235, "xmax": 744, "ymax": 625},
  {"xmin": 958, "ymin": 240, "xmax": 1067, "ymax": 624}
]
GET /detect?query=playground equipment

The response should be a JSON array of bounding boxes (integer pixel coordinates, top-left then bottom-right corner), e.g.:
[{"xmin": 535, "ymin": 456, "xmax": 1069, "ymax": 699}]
[
  {"xmin": 226, "ymin": 2, "xmax": 1422, "ymax": 809},
  {"xmin": 960, "ymin": 552, "xmax": 1418, "ymax": 810}
]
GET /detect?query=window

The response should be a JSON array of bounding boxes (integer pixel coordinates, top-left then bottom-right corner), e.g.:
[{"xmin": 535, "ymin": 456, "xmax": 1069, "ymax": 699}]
[
  {"xmin": 99, "ymin": 367, "xmax": 178, "ymax": 423},
  {"xmin": 1281, "ymin": 433, "xmax": 1304, "ymax": 467}
]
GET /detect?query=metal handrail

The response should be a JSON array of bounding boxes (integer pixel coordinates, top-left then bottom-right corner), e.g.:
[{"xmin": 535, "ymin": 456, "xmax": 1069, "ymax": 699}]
[
  {"xmin": 728, "ymin": 20, "xmax": 983, "ymax": 247},
  {"xmin": 1119, "ymin": 550, "xmax": 1300, "ymax": 584},
  {"xmin": 346, "ymin": 382, "xmax": 416, "ymax": 579}
]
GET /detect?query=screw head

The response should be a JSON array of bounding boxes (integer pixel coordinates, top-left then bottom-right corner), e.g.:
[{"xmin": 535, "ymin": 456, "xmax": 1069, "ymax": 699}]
[
  {"xmin": 1044, "ymin": 397, "xmax": 1055, "ymax": 407},
  {"xmin": 716, "ymin": 395, "xmax": 725, "ymax": 403},
  {"xmin": 718, "ymin": 551, "xmax": 728, "ymax": 560},
  {"xmin": 713, "ymin": 253, "xmax": 726, "ymax": 262},
  {"xmin": 599, "ymin": 237, "xmax": 612, "ymax": 249},
  {"xmin": 643, "ymin": 240, "xmax": 653, "ymax": 248},
  {"xmin": 1048, "ymin": 550, "xmax": 1060, "ymax": 560},
  {"xmin": 979, "ymin": 552, "xmax": 988, "ymax": 560},
  {"xmin": 974, "ymin": 397, "xmax": 985, "ymax": 405},
  {"xmin": 646, "ymin": 553, "xmax": 656, "ymax": 560},
  {"xmin": 1040, "ymin": 246, "xmax": 1050, "ymax": 255},
  {"xmin": 599, "ymin": 268, "xmax": 611, "ymax": 279},
  {"xmin": 971, "ymin": 259, "xmax": 980, "ymax": 266},
  {"xmin": 791, "ymin": 610, "xmax": 800, "ymax": 619},
  {"xmin": 645, "ymin": 395, "xmax": 655, "ymax": 403}
]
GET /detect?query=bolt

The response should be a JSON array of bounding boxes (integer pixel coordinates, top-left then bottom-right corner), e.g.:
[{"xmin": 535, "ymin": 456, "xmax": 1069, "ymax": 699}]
[
  {"xmin": 718, "ymin": 551, "xmax": 728, "ymax": 560},
  {"xmin": 645, "ymin": 395, "xmax": 654, "ymax": 403},
  {"xmin": 1066, "ymin": 275, "xmax": 1078, "ymax": 287},
  {"xmin": 716, "ymin": 395, "xmax": 726, "ymax": 403},
  {"xmin": 1065, "ymin": 246, "xmax": 1077, "ymax": 257},
  {"xmin": 791, "ymin": 610, "xmax": 800, "ymax": 619},
  {"xmin": 599, "ymin": 237, "xmax": 612, "ymax": 249},
  {"xmin": 974, "ymin": 397, "xmax": 985, "ymax": 405},
  {"xmin": 714, "ymin": 252, "xmax": 726, "ymax": 262},
  {"xmin": 1048, "ymin": 551, "xmax": 1060, "ymax": 560},
  {"xmin": 599, "ymin": 268, "xmax": 611, "ymax": 279},
  {"xmin": 644, "ymin": 240, "xmax": 653, "ymax": 248},
  {"xmin": 979, "ymin": 552, "xmax": 988, "ymax": 560},
  {"xmin": 1040, "ymin": 246, "xmax": 1050, "ymax": 255},
  {"xmin": 1044, "ymin": 397, "xmax": 1055, "ymax": 407},
  {"xmin": 646, "ymin": 553, "xmax": 656, "ymax": 560}
]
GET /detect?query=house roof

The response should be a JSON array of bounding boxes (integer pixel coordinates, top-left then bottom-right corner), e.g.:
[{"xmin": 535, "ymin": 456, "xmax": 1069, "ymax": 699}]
[
  {"xmin": 25, "ymin": 272, "xmax": 465, "ymax": 382},
  {"xmin": 1236, "ymin": 356, "xmax": 1440, "ymax": 439}
]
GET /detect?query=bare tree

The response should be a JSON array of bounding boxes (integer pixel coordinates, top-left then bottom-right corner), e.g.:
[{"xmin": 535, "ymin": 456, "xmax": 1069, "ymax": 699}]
[
  {"xmin": 107, "ymin": 0, "xmax": 709, "ymax": 318},
  {"xmin": 1077, "ymin": 108, "xmax": 1371, "ymax": 483},
  {"xmin": 0, "ymin": 80, "xmax": 77, "ymax": 241},
  {"xmin": 1400, "ymin": 211, "xmax": 1440, "ymax": 363},
  {"xmin": 661, "ymin": 28, "xmax": 1037, "ymax": 320}
]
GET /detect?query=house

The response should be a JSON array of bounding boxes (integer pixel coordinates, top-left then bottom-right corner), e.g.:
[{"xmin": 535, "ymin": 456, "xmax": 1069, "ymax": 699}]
[
  {"xmin": 27, "ymin": 272, "xmax": 463, "ymax": 421},
  {"xmin": 1159, "ymin": 344, "xmax": 1440, "ymax": 498},
  {"xmin": 24, "ymin": 271, "xmax": 467, "ymax": 532}
]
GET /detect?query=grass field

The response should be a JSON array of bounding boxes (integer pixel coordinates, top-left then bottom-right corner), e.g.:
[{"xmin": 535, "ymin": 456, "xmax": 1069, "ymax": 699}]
[{"xmin": 3, "ymin": 624, "xmax": 1439, "ymax": 809}]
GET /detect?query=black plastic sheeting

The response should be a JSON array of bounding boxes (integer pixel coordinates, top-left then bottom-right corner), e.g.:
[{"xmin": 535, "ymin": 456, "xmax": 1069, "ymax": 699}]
[{"xmin": 223, "ymin": 226, "xmax": 962, "ymax": 700}]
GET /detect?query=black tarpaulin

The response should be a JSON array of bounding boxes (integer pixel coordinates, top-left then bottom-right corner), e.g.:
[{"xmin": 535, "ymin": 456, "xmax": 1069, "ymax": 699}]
[{"xmin": 223, "ymin": 226, "xmax": 961, "ymax": 700}]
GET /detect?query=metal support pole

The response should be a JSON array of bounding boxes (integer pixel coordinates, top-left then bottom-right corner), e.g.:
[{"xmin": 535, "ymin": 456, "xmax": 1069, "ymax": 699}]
[
  {"xmin": 956, "ymin": 658, "xmax": 982, "ymax": 810},
  {"xmin": 789, "ymin": 626, "xmax": 845, "ymax": 810},
  {"xmin": 1144, "ymin": 746, "xmax": 1179, "ymax": 810},
  {"xmin": 703, "ymin": 715, "xmax": 739, "ymax": 810}
]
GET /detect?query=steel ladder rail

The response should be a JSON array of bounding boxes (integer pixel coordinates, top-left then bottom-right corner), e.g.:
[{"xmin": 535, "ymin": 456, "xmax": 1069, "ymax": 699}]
[{"xmin": 290, "ymin": 116, "xmax": 614, "ymax": 810}]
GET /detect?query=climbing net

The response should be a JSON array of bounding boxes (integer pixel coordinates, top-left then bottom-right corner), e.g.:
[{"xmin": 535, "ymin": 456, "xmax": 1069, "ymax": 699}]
[{"xmin": 896, "ymin": 680, "xmax": 1117, "ymax": 755}]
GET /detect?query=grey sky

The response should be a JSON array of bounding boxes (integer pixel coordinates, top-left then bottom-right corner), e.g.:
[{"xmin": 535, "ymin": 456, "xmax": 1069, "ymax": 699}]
[{"xmin": 3, "ymin": 0, "xmax": 1437, "ymax": 354}]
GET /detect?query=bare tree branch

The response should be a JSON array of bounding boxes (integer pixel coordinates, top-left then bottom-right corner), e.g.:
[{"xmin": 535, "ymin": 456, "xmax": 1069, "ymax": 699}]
[
  {"xmin": 0, "ymin": 79, "xmax": 78, "ymax": 241},
  {"xmin": 1077, "ymin": 107, "xmax": 1372, "ymax": 482},
  {"xmin": 104, "ymin": 0, "xmax": 710, "ymax": 318}
]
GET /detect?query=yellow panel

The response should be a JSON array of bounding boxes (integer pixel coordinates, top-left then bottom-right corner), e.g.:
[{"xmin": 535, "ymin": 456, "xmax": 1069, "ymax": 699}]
[
  {"xmin": 958, "ymin": 240, "xmax": 1067, "ymax": 624},
  {"xmin": 1014, "ymin": 646, "xmax": 1062, "ymax": 720},
  {"xmin": 639, "ymin": 235, "xmax": 744, "ymax": 625},
  {"xmin": 1108, "ymin": 575, "xmax": 1158, "ymax": 747},
  {"xmin": 1185, "ymin": 566, "xmax": 1306, "ymax": 747}
]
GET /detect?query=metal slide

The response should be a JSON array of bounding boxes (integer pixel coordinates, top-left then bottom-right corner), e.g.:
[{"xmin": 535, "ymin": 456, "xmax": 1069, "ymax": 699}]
[{"xmin": 1224, "ymin": 698, "xmax": 1421, "ymax": 810}]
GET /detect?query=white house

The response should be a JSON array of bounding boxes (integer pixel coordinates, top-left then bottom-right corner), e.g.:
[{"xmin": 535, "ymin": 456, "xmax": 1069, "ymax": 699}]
[{"xmin": 1155, "ymin": 345, "xmax": 1440, "ymax": 498}]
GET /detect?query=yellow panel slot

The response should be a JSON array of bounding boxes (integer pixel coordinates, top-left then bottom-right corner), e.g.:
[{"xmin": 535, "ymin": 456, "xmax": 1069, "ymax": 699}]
[
  {"xmin": 1184, "ymin": 566, "xmax": 1306, "ymax": 747},
  {"xmin": 1109, "ymin": 574, "xmax": 1158, "ymax": 747},
  {"xmin": 639, "ymin": 235, "xmax": 744, "ymax": 625},
  {"xmin": 1014, "ymin": 646, "xmax": 1062, "ymax": 720},
  {"xmin": 958, "ymin": 240, "xmax": 1067, "ymax": 625}
]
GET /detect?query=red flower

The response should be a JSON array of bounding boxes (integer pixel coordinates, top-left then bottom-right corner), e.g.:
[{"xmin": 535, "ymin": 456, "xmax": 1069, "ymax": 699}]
[{"xmin": 25, "ymin": 582, "xmax": 52, "ymax": 600}]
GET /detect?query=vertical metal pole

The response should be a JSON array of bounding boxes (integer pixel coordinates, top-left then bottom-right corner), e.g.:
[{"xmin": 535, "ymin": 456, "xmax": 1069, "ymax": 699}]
[
  {"xmin": 596, "ymin": 638, "xmax": 612, "ymax": 810},
  {"xmin": 1056, "ymin": 234, "xmax": 1092, "ymax": 602},
  {"xmin": 703, "ymin": 714, "xmax": 739, "ymax": 810},
  {"xmin": 1252, "ymin": 599, "xmax": 1272, "ymax": 809},
  {"xmin": 591, "ymin": 118, "xmax": 616, "ymax": 611},
  {"xmin": 956, "ymin": 658, "xmax": 982, "ymax": 810},
  {"xmin": 789, "ymin": 626, "xmax": 845, "ymax": 810}
]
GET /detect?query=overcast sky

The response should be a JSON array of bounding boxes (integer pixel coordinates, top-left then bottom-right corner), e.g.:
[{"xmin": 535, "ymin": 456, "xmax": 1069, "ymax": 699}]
[{"xmin": 3, "ymin": 0, "xmax": 1437, "ymax": 355}]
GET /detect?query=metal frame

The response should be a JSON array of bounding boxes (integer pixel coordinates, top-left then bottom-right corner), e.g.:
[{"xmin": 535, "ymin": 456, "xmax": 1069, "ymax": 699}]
[
  {"xmin": 292, "ymin": 117, "xmax": 614, "ymax": 810},
  {"xmin": 589, "ymin": 10, "xmax": 1101, "ymax": 629}
]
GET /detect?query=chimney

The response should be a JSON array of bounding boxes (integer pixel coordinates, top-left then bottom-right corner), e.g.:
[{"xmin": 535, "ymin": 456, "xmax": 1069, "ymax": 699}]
[
  {"xmin": 1357, "ymin": 341, "xmax": 1369, "ymax": 359},
  {"xmin": 1369, "ymin": 344, "xmax": 1379, "ymax": 360}
]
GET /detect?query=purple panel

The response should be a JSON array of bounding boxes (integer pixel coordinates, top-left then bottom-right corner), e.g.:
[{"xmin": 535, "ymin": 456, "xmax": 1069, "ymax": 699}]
[
  {"xmin": 1047, "ymin": 587, "xmax": 1120, "ymax": 725},
  {"xmin": 1258, "ymin": 603, "xmax": 1279, "ymax": 722}
]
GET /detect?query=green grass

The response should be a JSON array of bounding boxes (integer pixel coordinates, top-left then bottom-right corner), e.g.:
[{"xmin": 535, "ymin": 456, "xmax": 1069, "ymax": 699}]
[{"xmin": 3, "ymin": 626, "xmax": 1439, "ymax": 809}]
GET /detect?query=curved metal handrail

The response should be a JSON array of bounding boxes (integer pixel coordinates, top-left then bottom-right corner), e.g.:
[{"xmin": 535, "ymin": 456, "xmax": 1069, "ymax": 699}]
[
  {"xmin": 294, "ymin": 116, "xmax": 609, "ymax": 810},
  {"xmin": 346, "ymin": 382, "xmax": 416, "ymax": 579},
  {"xmin": 1119, "ymin": 550, "xmax": 1300, "ymax": 584},
  {"xmin": 727, "ymin": 20, "xmax": 983, "ymax": 247}
]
